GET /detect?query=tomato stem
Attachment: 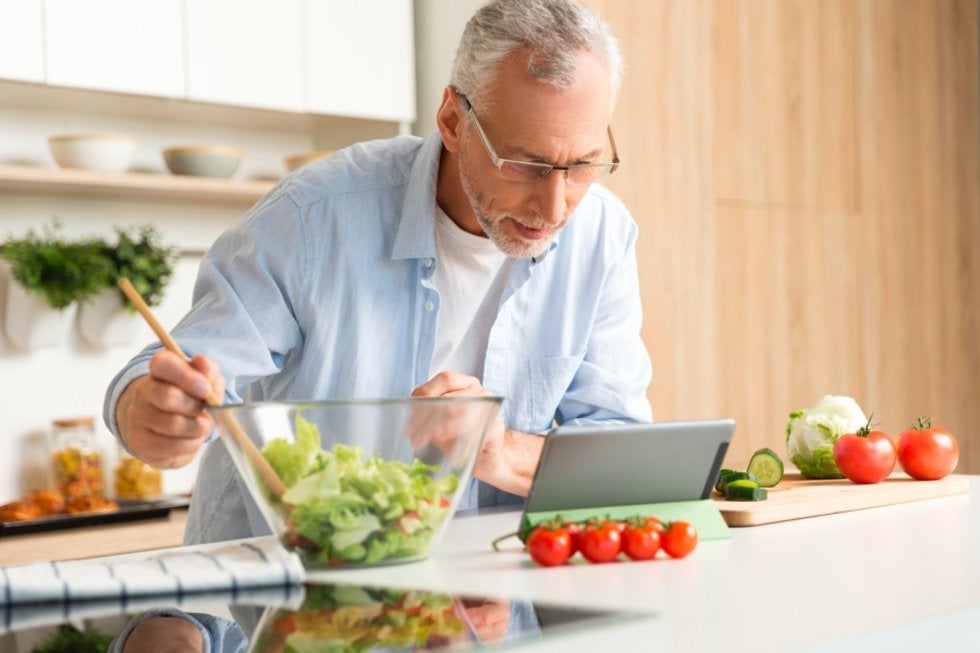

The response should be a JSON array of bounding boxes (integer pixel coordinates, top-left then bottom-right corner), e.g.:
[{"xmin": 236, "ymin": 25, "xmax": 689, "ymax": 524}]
[
  {"xmin": 915, "ymin": 416, "xmax": 934, "ymax": 430},
  {"xmin": 857, "ymin": 411, "xmax": 879, "ymax": 438},
  {"xmin": 491, "ymin": 531, "xmax": 520, "ymax": 552}
]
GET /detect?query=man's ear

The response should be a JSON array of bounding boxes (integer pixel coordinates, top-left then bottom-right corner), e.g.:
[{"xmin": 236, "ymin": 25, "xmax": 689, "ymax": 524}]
[{"xmin": 436, "ymin": 86, "xmax": 464, "ymax": 154}]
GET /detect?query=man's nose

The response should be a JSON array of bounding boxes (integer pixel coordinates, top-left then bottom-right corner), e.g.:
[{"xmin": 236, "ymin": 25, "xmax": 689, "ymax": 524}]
[{"xmin": 529, "ymin": 170, "xmax": 570, "ymax": 225}]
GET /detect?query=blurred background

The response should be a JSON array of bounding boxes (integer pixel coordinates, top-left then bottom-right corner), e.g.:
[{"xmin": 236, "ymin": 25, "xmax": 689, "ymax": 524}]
[{"xmin": 0, "ymin": 0, "xmax": 976, "ymax": 503}]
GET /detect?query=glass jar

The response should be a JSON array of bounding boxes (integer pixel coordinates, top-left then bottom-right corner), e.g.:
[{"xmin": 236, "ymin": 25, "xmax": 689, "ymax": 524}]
[
  {"xmin": 114, "ymin": 448, "xmax": 162, "ymax": 500},
  {"xmin": 49, "ymin": 416, "xmax": 104, "ymax": 501}
]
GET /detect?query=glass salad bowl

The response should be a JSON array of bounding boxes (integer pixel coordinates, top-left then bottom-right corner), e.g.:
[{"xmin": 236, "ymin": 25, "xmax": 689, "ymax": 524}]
[{"xmin": 208, "ymin": 397, "xmax": 502, "ymax": 569}]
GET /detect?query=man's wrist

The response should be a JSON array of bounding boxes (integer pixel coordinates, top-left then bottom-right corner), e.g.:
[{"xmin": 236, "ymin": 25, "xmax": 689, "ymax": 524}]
[{"xmin": 476, "ymin": 428, "xmax": 543, "ymax": 497}]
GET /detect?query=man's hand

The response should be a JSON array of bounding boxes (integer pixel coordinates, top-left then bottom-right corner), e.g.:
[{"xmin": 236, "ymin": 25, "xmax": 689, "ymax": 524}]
[
  {"xmin": 115, "ymin": 350, "xmax": 225, "ymax": 469},
  {"xmin": 412, "ymin": 371, "xmax": 541, "ymax": 496}
]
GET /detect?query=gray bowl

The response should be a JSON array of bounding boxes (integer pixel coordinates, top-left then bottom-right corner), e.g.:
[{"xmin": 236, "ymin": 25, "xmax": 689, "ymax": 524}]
[{"xmin": 163, "ymin": 145, "xmax": 244, "ymax": 178}]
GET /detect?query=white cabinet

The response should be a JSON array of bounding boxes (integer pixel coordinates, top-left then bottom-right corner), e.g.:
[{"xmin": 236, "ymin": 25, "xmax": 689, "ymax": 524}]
[
  {"xmin": 0, "ymin": 0, "xmax": 416, "ymax": 124},
  {"xmin": 184, "ymin": 0, "xmax": 305, "ymax": 112},
  {"xmin": 44, "ymin": 0, "xmax": 184, "ymax": 98},
  {"xmin": 305, "ymin": 0, "xmax": 416, "ymax": 123},
  {"xmin": 0, "ymin": 1, "xmax": 44, "ymax": 82}
]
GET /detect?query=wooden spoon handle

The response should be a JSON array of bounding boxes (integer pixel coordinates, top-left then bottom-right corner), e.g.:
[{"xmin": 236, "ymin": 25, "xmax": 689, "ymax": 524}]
[{"xmin": 118, "ymin": 278, "xmax": 288, "ymax": 499}]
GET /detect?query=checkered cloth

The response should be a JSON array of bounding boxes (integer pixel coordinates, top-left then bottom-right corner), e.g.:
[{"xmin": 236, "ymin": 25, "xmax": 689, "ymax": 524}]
[{"xmin": 0, "ymin": 537, "xmax": 302, "ymax": 608}]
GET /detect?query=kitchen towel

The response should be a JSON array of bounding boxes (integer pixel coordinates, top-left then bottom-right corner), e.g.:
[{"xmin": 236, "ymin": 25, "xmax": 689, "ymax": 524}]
[{"xmin": 0, "ymin": 536, "xmax": 303, "ymax": 606}]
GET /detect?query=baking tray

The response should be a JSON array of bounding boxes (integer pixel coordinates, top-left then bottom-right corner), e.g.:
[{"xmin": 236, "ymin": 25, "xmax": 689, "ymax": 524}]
[{"xmin": 0, "ymin": 496, "xmax": 191, "ymax": 536}]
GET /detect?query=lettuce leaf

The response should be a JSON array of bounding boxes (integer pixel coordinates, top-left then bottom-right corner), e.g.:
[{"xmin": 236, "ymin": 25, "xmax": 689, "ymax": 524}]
[{"xmin": 260, "ymin": 422, "xmax": 457, "ymax": 565}]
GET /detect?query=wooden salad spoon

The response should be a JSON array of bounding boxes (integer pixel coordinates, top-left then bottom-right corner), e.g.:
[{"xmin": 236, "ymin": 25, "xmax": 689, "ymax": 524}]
[{"xmin": 118, "ymin": 278, "xmax": 288, "ymax": 499}]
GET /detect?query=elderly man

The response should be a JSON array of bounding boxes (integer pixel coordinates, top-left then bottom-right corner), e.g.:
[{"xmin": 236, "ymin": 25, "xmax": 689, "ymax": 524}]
[{"xmin": 105, "ymin": 0, "xmax": 651, "ymax": 547}]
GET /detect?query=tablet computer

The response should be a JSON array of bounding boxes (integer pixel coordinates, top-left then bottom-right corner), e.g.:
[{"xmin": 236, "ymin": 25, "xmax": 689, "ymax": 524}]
[{"xmin": 524, "ymin": 419, "xmax": 736, "ymax": 513}]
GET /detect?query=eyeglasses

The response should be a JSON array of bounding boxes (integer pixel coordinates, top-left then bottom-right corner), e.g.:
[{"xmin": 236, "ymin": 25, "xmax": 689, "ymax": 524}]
[{"xmin": 455, "ymin": 90, "xmax": 620, "ymax": 185}]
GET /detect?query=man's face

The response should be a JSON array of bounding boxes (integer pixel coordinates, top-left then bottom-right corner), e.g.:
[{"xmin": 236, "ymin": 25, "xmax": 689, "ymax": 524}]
[
  {"xmin": 454, "ymin": 50, "xmax": 615, "ymax": 258},
  {"xmin": 457, "ymin": 136, "xmax": 573, "ymax": 258}
]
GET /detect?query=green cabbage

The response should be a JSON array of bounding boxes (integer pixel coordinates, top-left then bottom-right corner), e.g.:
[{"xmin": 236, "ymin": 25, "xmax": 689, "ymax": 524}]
[{"xmin": 785, "ymin": 395, "xmax": 868, "ymax": 478}]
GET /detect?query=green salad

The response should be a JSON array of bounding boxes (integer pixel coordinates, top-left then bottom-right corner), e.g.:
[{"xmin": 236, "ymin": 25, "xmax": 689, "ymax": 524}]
[{"xmin": 259, "ymin": 416, "xmax": 459, "ymax": 566}]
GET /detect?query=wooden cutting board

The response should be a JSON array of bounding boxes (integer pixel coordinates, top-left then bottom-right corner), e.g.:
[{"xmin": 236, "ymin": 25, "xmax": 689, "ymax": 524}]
[{"xmin": 714, "ymin": 472, "xmax": 970, "ymax": 526}]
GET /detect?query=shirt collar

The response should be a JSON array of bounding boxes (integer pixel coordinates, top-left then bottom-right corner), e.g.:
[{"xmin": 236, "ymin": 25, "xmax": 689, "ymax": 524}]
[{"xmin": 391, "ymin": 132, "xmax": 443, "ymax": 261}]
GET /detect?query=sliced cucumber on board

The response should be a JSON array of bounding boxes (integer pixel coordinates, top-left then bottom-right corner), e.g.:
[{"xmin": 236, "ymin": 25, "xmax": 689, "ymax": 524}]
[
  {"xmin": 725, "ymin": 483, "xmax": 768, "ymax": 501},
  {"xmin": 747, "ymin": 448, "xmax": 784, "ymax": 488},
  {"xmin": 714, "ymin": 470, "xmax": 757, "ymax": 493}
]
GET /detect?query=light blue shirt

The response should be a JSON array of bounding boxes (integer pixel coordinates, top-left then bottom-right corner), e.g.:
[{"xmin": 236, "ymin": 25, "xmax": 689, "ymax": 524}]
[{"xmin": 104, "ymin": 132, "xmax": 652, "ymax": 545}]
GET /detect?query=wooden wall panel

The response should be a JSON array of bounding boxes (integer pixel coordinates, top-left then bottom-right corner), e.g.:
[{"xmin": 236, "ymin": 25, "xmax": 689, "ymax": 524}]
[
  {"xmin": 855, "ymin": 0, "xmax": 980, "ymax": 468},
  {"xmin": 586, "ymin": 0, "xmax": 719, "ymax": 420},
  {"xmin": 714, "ymin": 0, "xmax": 859, "ymax": 212},
  {"xmin": 588, "ymin": 0, "xmax": 978, "ymax": 473}
]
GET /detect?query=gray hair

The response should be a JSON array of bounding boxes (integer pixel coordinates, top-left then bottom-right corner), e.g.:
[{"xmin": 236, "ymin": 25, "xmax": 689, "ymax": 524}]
[{"xmin": 451, "ymin": 0, "xmax": 623, "ymax": 107}]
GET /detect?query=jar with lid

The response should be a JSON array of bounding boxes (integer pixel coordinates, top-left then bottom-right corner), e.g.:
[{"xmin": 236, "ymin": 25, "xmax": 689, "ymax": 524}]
[
  {"xmin": 49, "ymin": 416, "xmax": 104, "ymax": 501},
  {"xmin": 114, "ymin": 447, "xmax": 162, "ymax": 500}
]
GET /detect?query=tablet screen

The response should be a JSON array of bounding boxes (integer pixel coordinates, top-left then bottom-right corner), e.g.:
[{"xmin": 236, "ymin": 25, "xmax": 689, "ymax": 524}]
[{"xmin": 524, "ymin": 419, "xmax": 735, "ymax": 513}]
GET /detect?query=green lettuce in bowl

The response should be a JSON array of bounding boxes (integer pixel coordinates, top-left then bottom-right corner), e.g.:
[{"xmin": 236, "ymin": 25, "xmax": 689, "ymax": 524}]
[{"xmin": 209, "ymin": 397, "xmax": 502, "ymax": 569}]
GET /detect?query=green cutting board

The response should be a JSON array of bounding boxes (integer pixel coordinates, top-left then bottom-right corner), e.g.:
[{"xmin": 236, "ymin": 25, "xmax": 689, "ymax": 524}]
[{"xmin": 519, "ymin": 498, "xmax": 731, "ymax": 541}]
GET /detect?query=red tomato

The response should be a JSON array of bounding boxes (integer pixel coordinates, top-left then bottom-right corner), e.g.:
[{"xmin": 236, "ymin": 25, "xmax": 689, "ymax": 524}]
[
  {"xmin": 833, "ymin": 424, "xmax": 896, "ymax": 484},
  {"xmin": 564, "ymin": 521, "xmax": 583, "ymax": 554},
  {"xmin": 526, "ymin": 525, "xmax": 573, "ymax": 567},
  {"xmin": 644, "ymin": 516, "xmax": 666, "ymax": 534},
  {"xmin": 661, "ymin": 521, "xmax": 698, "ymax": 559},
  {"xmin": 897, "ymin": 418, "xmax": 959, "ymax": 480},
  {"xmin": 579, "ymin": 522, "xmax": 622, "ymax": 563},
  {"xmin": 622, "ymin": 523, "xmax": 661, "ymax": 560}
]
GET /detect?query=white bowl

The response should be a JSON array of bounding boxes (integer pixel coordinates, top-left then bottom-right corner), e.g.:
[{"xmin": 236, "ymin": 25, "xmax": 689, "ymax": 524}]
[
  {"xmin": 49, "ymin": 134, "xmax": 138, "ymax": 173},
  {"xmin": 162, "ymin": 145, "xmax": 244, "ymax": 178},
  {"xmin": 284, "ymin": 149, "xmax": 334, "ymax": 172}
]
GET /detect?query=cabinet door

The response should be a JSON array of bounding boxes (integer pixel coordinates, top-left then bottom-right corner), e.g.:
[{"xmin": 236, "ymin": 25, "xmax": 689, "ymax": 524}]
[
  {"xmin": 305, "ymin": 0, "xmax": 416, "ymax": 123},
  {"xmin": 0, "ymin": 1, "xmax": 44, "ymax": 82},
  {"xmin": 185, "ymin": 0, "xmax": 305, "ymax": 112},
  {"xmin": 44, "ymin": 0, "xmax": 183, "ymax": 98}
]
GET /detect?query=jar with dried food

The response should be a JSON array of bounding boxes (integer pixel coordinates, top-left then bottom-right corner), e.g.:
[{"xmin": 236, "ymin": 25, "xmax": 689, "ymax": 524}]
[
  {"xmin": 114, "ymin": 448, "xmax": 162, "ymax": 500},
  {"xmin": 49, "ymin": 416, "xmax": 104, "ymax": 501}
]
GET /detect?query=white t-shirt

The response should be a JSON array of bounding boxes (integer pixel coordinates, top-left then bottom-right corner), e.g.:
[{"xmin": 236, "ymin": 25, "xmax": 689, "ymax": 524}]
[{"xmin": 429, "ymin": 207, "xmax": 508, "ymax": 378}]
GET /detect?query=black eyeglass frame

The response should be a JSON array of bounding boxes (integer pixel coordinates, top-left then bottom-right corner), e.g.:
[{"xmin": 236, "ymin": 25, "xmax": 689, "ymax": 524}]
[{"xmin": 454, "ymin": 89, "xmax": 620, "ymax": 185}]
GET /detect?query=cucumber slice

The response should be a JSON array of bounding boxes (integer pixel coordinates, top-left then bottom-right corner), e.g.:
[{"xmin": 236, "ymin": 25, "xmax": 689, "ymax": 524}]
[
  {"xmin": 714, "ymin": 468, "xmax": 739, "ymax": 493},
  {"xmin": 714, "ymin": 470, "xmax": 758, "ymax": 494},
  {"xmin": 725, "ymin": 484, "xmax": 768, "ymax": 501},
  {"xmin": 724, "ymin": 478, "xmax": 760, "ymax": 490},
  {"xmin": 747, "ymin": 447, "xmax": 784, "ymax": 488}
]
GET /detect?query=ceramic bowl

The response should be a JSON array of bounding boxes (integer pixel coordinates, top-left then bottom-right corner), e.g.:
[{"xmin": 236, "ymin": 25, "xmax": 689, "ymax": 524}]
[
  {"xmin": 48, "ymin": 134, "xmax": 138, "ymax": 173},
  {"xmin": 162, "ymin": 145, "xmax": 245, "ymax": 178},
  {"xmin": 208, "ymin": 396, "xmax": 501, "ymax": 569},
  {"xmin": 283, "ymin": 149, "xmax": 334, "ymax": 172}
]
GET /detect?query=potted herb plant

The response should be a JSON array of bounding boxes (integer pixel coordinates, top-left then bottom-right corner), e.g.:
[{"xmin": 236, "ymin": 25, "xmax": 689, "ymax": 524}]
[
  {"xmin": 1, "ymin": 223, "xmax": 111, "ymax": 349},
  {"xmin": 77, "ymin": 224, "xmax": 178, "ymax": 347}
]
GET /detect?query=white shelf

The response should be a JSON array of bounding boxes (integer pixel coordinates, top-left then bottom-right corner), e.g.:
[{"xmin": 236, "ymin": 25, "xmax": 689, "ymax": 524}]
[{"xmin": 0, "ymin": 164, "xmax": 274, "ymax": 205}]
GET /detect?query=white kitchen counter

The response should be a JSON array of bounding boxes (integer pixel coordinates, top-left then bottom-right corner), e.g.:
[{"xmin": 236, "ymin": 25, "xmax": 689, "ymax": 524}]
[
  {"xmin": 312, "ymin": 475, "xmax": 980, "ymax": 652},
  {"xmin": 3, "ymin": 477, "xmax": 978, "ymax": 652}
]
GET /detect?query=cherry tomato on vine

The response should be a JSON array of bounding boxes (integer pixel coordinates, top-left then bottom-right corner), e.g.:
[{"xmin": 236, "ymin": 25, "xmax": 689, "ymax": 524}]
[
  {"xmin": 661, "ymin": 521, "xmax": 698, "ymax": 559},
  {"xmin": 621, "ymin": 522, "xmax": 661, "ymax": 560},
  {"xmin": 833, "ymin": 419, "xmax": 896, "ymax": 484},
  {"xmin": 579, "ymin": 521, "xmax": 622, "ymax": 563},
  {"xmin": 897, "ymin": 417, "xmax": 959, "ymax": 480},
  {"xmin": 643, "ymin": 516, "xmax": 666, "ymax": 534},
  {"xmin": 564, "ymin": 521, "xmax": 583, "ymax": 554},
  {"xmin": 526, "ymin": 524, "xmax": 573, "ymax": 567}
]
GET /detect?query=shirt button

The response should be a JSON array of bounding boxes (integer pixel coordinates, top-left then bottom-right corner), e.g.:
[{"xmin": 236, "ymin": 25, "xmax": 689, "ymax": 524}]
[
  {"xmin": 424, "ymin": 300, "xmax": 434, "ymax": 312},
  {"xmin": 423, "ymin": 258, "xmax": 434, "ymax": 268}
]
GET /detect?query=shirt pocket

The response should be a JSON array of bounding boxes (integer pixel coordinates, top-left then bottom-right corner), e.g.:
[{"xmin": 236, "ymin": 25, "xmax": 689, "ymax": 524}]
[{"xmin": 521, "ymin": 352, "xmax": 585, "ymax": 432}]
